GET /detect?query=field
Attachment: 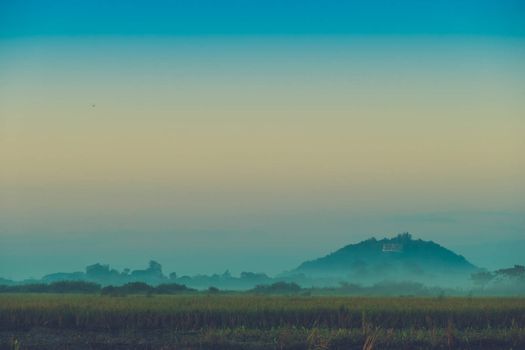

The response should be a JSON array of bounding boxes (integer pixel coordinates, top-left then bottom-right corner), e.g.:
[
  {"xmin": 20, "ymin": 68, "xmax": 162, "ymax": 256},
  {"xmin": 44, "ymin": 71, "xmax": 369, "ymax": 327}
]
[{"xmin": 1, "ymin": 294, "xmax": 524, "ymax": 349}]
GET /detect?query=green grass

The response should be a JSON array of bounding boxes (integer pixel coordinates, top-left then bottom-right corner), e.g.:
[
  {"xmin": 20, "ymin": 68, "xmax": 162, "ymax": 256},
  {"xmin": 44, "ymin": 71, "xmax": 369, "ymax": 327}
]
[{"xmin": 1, "ymin": 294, "xmax": 524, "ymax": 349}]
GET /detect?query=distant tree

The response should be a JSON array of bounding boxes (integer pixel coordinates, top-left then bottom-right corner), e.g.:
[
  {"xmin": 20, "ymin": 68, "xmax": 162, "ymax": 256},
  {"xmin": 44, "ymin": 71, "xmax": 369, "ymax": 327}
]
[
  {"xmin": 42, "ymin": 272, "xmax": 86, "ymax": 283},
  {"xmin": 495, "ymin": 265, "xmax": 525, "ymax": 280},
  {"xmin": 240, "ymin": 272, "xmax": 269, "ymax": 280},
  {"xmin": 49, "ymin": 281, "xmax": 101, "ymax": 293},
  {"xmin": 251, "ymin": 282, "xmax": 302, "ymax": 294},
  {"xmin": 396, "ymin": 232, "xmax": 412, "ymax": 241},
  {"xmin": 123, "ymin": 282, "xmax": 154, "ymax": 294},
  {"xmin": 208, "ymin": 286, "xmax": 220, "ymax": 293},
  {"xmin": 148, "ymin": 260, "xmax": 162, "ymax": 273},
  {"xmin": 100, "ymin": 282, "xmax": 194, "ymax": 296},
  {"xmin": 471, "ymin": 271, "xmax": 494, "ymax": 288},
  {"xmin": 0, "ymin": 281, "xmax": 101, "ymax": 294},
  {"xmin": 86, "ymin": 263, "xmax": 111, "ymax": 276},
  {"xmin": 0, "ymin": 284, "xmax": 43, "ymax": 293},
  {"xmin": 338, "ymin": 282, "xmax": 364, "ymax": 294},
  {"xmin": 130, "ymin": 260, "xmax": 167, "ymax": 283},
  {"xmin": 156, "ymin": 283, "xmax": 195, "ymax": 294},
  {"xmin": 101, "ymin": 282, "xmax": 154, "ymax": 296}
]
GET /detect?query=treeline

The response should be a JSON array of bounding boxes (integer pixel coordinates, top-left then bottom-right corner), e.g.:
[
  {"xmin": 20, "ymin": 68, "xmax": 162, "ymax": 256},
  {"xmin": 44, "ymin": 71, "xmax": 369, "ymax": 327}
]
[
  {"xmin": 1, "ymin": 271, "xmax": 524, "ymax": 296},
  {"xmin": 0, "ymin": 281, "xmax": 196, "ymax": 296},
  {"xmin": 0, "ymin": 281, "xmax": 101, "ymax": 294},
  {"xmin": 0, "ymin": 280, "xmax": 298, "ymax": 296},
  {"xmin": 101, "ymin": 282, "xmax": 196, "ymax": 296},
  {"xmin": 14, "ymin": 260, "xmax": 274, "ymax": 290},
  {"xmin": 0, "ymin": 280, "xmax": 454, "ymax": 297},
  {"xmin": 250, "ymin": 281, "xmax": 453, "ymax": 296}
]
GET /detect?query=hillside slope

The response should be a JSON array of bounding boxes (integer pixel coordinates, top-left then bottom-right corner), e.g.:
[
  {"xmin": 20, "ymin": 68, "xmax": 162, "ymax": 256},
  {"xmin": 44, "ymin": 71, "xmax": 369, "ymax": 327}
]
[{"xmin": 291, "ymin": 233, "xmax": 477, "ymax": 285}]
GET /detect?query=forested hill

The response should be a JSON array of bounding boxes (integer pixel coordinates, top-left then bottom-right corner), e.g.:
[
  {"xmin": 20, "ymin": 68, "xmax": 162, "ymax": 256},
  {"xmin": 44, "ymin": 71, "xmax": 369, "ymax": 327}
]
[{"xmin": 292, "ymin": 233, "xmax": 477, "ymax": 283}]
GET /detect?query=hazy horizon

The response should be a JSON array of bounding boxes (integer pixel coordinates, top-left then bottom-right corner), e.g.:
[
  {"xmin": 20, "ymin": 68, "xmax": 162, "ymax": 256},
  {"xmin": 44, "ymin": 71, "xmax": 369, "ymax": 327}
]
[
  {"xmin": 1, "ymin": 1, "xmax": 524, "ymax": 280},
  {"xmin": 2, "ymin": 224, "xmax": 524, "ymax": 280}
]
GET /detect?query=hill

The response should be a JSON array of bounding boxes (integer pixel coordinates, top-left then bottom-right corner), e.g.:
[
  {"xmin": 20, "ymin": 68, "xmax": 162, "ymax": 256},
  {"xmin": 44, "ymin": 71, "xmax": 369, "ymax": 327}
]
[{"xmin": 289, "ymin": 233, "xmax": 478, "ymax": 286}]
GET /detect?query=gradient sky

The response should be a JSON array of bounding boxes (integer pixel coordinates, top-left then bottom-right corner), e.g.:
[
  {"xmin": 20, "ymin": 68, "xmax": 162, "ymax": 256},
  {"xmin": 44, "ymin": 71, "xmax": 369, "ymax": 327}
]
[{"xmin": 1, "ymin": 1, "xmax": 524, "ymax": 279}]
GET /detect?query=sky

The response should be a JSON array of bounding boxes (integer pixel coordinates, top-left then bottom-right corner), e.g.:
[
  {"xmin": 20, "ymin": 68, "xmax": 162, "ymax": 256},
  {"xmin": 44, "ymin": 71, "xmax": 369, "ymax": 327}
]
[{"xmin": 1, "ymin": 1, "xmax": 524, "ymax": 279}]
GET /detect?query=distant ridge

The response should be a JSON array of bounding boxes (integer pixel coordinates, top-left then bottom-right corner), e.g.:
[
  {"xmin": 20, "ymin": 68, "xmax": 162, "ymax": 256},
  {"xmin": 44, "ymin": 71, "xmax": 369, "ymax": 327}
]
[{"xmin": 291, "ymin": 233, "xmax": 478, "ymax": 284}]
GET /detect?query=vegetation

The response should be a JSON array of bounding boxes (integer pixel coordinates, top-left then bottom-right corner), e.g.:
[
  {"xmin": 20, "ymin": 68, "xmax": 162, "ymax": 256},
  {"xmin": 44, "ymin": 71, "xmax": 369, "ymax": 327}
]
[
  {"xmin": 2, "ymin": 278, "xmax": 524, "ymax": 298},
  {"xmin": 250, "ymin": 281, "xmax": 302, "ymax": 294},
  {"xmin": 0, "ymin": 237, "xmax": 522, "ymax": 348},
  {"xmin": 0, "ymin": 294, "xmax": 524, "ymax": 349},
  {"xmin": 293, "ymin": 233, "xmax": 478, "ymax": 287},
  {"xmin": 100, "ymin": 281, "xmax": 196, "ymax": 296},
  {"xmin": 0, "ymin": 281, "xmax": 101, "ymax": 294},
  {"xmin": 0, "ymin": 281, "xmax": 198, "ymax": 296},
  {"xmin": 2, "ymin": 235, "xmax": 524, "ymax": 294}
]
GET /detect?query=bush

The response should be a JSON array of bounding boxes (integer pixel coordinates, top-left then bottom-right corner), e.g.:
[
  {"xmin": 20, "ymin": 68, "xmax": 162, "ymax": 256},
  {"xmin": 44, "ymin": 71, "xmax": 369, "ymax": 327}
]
[
  {"xmin": 49, "ymin": 281, "xmax": 101, "ymax": 293},
  {"xmin": 251, "ymin": 282, "xmax": 302, "ymax": 294},
  {"xmin": 208, "ymin": 286, "xmax": 220, "ymax": 293},
  {"xmin": 100, "ymin": 282, "xmax": 195, "ymax": 296},
  {"xmin": 0, "ymin": 281, "xmax": 101, "ymax": 294},
  {"xmin": 156, "ymin": 283, "xmax": 196, "ymax": 294},
  {"xmin": 101, "ymin": 282, "xmax": 154, "ymax": 296}
]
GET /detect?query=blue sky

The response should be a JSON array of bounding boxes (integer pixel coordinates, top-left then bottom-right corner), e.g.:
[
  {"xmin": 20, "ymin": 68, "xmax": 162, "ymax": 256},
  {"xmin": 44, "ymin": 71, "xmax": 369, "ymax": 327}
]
[{"xmin": 1, "ymin": 0, "xmax": 524, "ymax": 37}]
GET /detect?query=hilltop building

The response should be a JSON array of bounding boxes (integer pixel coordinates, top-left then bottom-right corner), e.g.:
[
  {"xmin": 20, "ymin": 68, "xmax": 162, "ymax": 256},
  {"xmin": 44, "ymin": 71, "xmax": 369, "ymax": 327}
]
[{"xmin": 382, "ymin": 243, "xmax": 403, "ymax": 252}]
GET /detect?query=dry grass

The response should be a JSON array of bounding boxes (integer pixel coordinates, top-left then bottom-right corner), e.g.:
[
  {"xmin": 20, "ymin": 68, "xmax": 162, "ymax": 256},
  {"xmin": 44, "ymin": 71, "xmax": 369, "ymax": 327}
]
[{"xmin": 0, "ymin": 294, "xmax": 524, "ymax": 349}]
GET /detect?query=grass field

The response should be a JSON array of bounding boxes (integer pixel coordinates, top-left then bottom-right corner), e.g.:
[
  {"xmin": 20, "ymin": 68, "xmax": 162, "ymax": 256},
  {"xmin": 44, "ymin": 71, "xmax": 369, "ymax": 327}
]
[{"xmin": 1, "ymin": 294, "xmax": 524, "ymax": 349}]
